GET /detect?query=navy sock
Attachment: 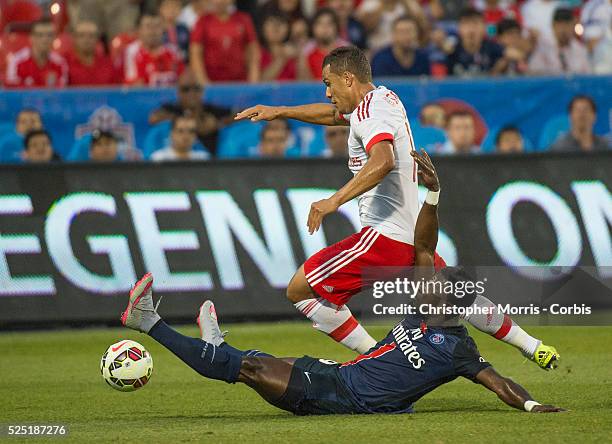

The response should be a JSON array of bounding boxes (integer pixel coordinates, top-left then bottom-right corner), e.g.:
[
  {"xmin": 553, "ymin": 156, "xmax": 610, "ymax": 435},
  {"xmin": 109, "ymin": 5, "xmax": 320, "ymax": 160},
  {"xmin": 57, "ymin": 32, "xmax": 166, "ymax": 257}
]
[
  {"xmin": 149, "ymin": 320, "xmax": 242, "ymax": 383},
  {"xmin": 220, "ymin": 342, "xmax": 274, "ymax": 358}
]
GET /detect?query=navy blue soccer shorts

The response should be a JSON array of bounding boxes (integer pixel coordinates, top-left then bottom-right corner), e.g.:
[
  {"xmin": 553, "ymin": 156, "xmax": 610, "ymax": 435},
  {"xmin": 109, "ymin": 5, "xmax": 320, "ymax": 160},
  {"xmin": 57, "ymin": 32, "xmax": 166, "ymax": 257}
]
[{"xmin": 275, "ymin": 356, "xmax": 365, "ymax": 415}]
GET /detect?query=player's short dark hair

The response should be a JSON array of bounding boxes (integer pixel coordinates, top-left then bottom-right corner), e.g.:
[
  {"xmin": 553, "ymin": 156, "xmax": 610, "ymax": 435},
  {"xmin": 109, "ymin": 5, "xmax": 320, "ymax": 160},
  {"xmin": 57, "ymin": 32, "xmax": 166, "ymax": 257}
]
[
  {"xmin": 311, "ymin": 8, "xmax": 340, "ymax": 35},
  {"xmin": 260, "ymin": 13, "xmax": 291, "ymax": 46},
  {"xmin": 138, "ymin": 12, "xmax": 161, "ymax": 26},
  {"xmin": 458, "ymin": 7, "xmax": 483, "ymax": 21},
  {"xmin": 261, "ymin": 119, "xmax": 289, "ymax": 139},
  {"xmin": 553, "ymin": 8, "xmax": 574, "ymax": 23},
  {"xmin": 90, "ymin": 129, "xmax": 118, "ymax": 148},
  {"xmin": 393, "ymin": 14, "xmax": 418, "ymax": 29},
  {"xmin": 436, "ymin": 266, "xmax": 478, "ymax": 307},
  {"xmin": 495, "ymin": 126, "xmax": 521, "ymax": 145},
  {"xmin": 171, "ymin": 113, "xmax": 196, "ymax": 130},
  {"xmin": 31, "ymin": 18, "xmax": 54, "ymax": 33},
  {"xmin": 446, "ymin": 110, "xmax": 474, "ymax": 127},
  {"xmin": 497, "ymin": 18, "xmax": 521, "ymax": 36},
  {"xmin": 392, "ymin": 15, "xmax": 421, "ymax": 37},
  {"xmin": 263, "ymin": 12, "xmax": 289, "ymax": 26},
  {"xmin": 16, "ymin": 108, "xmax": 41, "ymax": 120},
  {"xmin": 568, "ymin": 95, "xmax": 597, "ymax": 114},
  {"xmin": 24, "ymin": 129, "xmax": 51, "ymax": 149},
  {"xmin": 322, "ymin": 46, "xmax": 372, "ymax": 83}
]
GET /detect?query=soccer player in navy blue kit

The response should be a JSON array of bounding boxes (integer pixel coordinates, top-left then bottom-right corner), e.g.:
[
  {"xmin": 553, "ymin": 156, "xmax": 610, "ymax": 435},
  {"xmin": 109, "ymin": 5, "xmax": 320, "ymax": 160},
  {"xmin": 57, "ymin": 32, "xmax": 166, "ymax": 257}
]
[{"xmin": 121, "ymin": 150, "xmax": 564, "ymax": 415}]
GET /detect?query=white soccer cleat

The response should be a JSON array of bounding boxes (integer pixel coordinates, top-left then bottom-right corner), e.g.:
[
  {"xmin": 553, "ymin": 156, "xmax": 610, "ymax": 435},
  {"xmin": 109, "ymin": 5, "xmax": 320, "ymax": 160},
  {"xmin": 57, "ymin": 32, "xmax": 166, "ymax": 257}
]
[
  {"xmin": 121, "ymin": 273, "xmax": 161, "ymax": 334},
  {"xmin": 197, "ymin": 300, "xmax": 227, "ymax": 346}
]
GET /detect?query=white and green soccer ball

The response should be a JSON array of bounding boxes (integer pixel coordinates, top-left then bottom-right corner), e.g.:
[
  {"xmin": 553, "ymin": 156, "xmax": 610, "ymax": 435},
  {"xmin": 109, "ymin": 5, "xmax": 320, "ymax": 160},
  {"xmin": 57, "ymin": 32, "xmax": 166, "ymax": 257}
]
[{"xmin": 100, "ymin": 340, "xmax": 153, "ymax": 392}]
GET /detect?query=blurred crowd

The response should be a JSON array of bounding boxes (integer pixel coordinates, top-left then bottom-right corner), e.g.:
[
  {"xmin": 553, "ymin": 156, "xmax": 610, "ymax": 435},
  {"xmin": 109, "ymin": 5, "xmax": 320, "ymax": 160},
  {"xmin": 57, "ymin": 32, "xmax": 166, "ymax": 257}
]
[
  {"xmin": 1, "ymin": 0, "xmax": 611, "ymax": 88},
  {"xmin": 5, "ymin": 87, "xmax": 609, "ymax": 164},
  {"xmin": 0, "ymin": 0, "xmax": 609, "ymax": 163}
]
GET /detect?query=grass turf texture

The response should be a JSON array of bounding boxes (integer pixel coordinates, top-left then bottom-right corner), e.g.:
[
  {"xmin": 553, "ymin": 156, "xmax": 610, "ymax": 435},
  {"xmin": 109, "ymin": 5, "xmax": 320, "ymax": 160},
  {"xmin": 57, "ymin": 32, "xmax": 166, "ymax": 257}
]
[{"xmin": 2, "ymin": 322, "xmax": 611, "ymax": 443}]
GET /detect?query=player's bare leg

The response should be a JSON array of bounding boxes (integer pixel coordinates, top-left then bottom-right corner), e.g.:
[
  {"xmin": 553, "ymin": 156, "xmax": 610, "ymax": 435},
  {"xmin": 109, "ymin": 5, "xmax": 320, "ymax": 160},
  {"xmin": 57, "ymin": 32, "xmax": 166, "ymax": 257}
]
[
  {"xmin": 238, "ymin": 357, "xmax": 296, "ymax": 409},
  {"xmin": 287, "ymin": 264, "xmax": 377, "ymax": 354}
]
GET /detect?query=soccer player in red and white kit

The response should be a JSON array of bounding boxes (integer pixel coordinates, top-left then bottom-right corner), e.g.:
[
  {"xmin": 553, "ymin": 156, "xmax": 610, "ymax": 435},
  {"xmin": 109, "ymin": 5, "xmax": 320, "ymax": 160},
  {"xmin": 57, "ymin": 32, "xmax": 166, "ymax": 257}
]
[
  {"xmin": 235, "ymin": 47, "xmax": 559, "ymax": 370},
  {"xmin": 237, "ymin": 46, "xmax": 444, "ymax": 354}
]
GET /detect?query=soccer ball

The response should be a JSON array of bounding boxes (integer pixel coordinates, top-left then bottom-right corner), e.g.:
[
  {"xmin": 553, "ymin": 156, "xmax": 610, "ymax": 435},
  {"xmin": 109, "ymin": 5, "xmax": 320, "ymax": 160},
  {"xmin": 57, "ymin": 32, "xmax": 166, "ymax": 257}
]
[{"xmin": 100, "ymin": 340, "xmax": 153, "ymax": 392}]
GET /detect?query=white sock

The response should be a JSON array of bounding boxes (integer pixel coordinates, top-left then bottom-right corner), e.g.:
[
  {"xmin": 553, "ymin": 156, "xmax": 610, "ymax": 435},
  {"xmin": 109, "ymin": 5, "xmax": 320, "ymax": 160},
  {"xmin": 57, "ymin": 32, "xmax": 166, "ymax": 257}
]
[
  {"xmin": 294, "ymin": 298, "xmax": 377, "ymax": 354},
  {"xmin": 462, "ymin": 295, "xmax": 540, "ymax": 357}
]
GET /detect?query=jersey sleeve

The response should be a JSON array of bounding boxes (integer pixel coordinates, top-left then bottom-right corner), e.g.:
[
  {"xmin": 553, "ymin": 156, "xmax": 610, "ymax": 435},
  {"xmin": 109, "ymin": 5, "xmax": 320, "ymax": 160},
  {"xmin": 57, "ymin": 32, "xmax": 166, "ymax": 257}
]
[
  {"xmin": 338, "ymin": 112, "xmax": 352, "ymax": 122},
  {"xmin": 190, "ymin": 16, "xmax": 207, "ymax": 44},
  {"xmin": 242, "ymin": 13, "xmax": 257, "ymax": 44},
  {"xmin": 123, "ymin": 43, "xmax": 140, "ymax": 84},
  {"xmin": 352, "ymin": 96, "xmax": 397, "ymax": 154},
  {"xmin": 453, "ymin": 336, "xmax": 491, "ymax": 382}
]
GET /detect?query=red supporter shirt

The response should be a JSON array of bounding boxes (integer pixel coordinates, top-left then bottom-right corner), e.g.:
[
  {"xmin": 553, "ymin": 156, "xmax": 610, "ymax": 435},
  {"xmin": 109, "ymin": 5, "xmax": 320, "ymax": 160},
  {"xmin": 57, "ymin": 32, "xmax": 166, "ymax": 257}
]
[
  {"xmin": 190, "ymin": 11, "xmax": 257, "ymax": 82},
  {"xmin": 5, "ymin": 47, "xmax": 68, "ymax": 88},
  {"xmin": 304, "ymin": 39, "xmax": 348, "ymax": 79},
  {"xmin": 124, "ymin": 41, "xmax": 184, "ymax": 86},
  {"xmin": 483, "ymin": 5, "xmax": 522, "ymax": 26},
  {"xmin": 66, "ymin": 52, "xmax": 119, "ymax": 86},
  {"xmin": 260, "ymin": 49, "xmax": 297, "ymax": 81}
]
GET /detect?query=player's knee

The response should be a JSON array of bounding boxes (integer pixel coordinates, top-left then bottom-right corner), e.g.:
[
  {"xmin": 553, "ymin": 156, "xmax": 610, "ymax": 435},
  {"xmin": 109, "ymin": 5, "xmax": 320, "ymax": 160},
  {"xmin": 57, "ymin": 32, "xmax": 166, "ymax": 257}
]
[
  {"xmin": 240, "ymin": 357, "xmax": 267, "ymax": 385},
  {"xmin": 286, "ymin": 269, "xmax": 312, "ymax": 304}
]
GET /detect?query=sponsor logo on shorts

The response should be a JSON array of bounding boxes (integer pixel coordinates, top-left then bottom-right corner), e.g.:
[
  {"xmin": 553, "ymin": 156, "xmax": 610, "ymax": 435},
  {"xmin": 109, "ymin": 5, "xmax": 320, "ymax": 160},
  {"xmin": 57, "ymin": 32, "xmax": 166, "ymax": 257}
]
[
  {"xmin": 429, "ymin": 333, "xmax": 445, "ymax": 345},
  {"xmin": 322, "ymin": 285, "xmax": 334, "ymax": 293}
]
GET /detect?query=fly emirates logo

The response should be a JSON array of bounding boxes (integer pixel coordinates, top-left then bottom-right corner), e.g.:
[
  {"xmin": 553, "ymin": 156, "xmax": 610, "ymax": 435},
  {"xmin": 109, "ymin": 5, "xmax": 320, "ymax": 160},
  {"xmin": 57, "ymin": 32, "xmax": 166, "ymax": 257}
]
[{"xmin": 392, "ymin": 323, "xmax": 425, "ymax": 369}]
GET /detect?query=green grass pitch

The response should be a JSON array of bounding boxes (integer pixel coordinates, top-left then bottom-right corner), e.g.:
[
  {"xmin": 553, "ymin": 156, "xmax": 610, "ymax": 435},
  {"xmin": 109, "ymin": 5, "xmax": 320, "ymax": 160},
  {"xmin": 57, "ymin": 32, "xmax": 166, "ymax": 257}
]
[{"xmin": 2, "ymin": 322, "xmax": 611, "ymax": 443}]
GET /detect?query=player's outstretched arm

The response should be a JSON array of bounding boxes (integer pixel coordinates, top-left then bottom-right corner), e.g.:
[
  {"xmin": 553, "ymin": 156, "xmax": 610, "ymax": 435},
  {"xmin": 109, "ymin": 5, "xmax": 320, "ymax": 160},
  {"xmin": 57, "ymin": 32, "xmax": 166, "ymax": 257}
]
[
  {"xmin": 234, "ymin": 103, "xmax": 349, "ymax": 126},
  {"xmin": 475, "ymin": 367, "xmax": 565, "ymax": 413},
  {"xmin": 412, "ymin": 149, "xmax": 440, "ymax": 276}
]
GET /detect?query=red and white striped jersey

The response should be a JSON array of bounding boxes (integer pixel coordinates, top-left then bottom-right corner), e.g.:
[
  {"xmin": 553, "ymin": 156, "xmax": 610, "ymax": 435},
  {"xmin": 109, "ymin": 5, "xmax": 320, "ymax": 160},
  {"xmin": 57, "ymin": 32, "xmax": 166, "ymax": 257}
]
[
  {"xmin": 123, "ymin": 41, "xmax": 184, "ymax": 87},
  {"xmin": 343, "ymin": 85, "xmax": 419, "ymax": 244},
  {"xmin": 5, "ymin": 47, "xmax": 68, "ymax": 88}
]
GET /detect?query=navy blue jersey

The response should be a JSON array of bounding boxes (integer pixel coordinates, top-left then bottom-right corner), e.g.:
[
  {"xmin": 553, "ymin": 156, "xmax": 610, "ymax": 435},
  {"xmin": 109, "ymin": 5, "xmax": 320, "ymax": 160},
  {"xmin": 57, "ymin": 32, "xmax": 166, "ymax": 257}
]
[{"xmin": 338, "ymin": 317, "xmax": 491, "ymax": 413}]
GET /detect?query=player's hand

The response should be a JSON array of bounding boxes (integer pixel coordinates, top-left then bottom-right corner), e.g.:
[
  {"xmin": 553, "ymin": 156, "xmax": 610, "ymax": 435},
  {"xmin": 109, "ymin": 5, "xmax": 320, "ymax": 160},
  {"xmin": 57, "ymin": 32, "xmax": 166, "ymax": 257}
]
[
  {"xmin": 307, "ymin": 198, "xmax": 339, "ymax": 234},
  {"xmin": 234, "ymin": 105, "xmax": 282, "ymax": 122},
  {"xmin": 531, "ymin": 404, "xmax": 566, "ymax": 413},
  {"xmin": 411, "ymin": 149, "xmax": 440, "ymax": 192}
]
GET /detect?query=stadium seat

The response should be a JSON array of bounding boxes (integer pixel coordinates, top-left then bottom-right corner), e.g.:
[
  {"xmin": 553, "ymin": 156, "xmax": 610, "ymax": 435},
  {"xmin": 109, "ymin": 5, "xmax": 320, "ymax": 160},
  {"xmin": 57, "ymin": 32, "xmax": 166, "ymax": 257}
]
[
  {"xmin": 538, "ymin": 115, "xmax": 570, "ymax": 151},
  {"xmin": 0, "ymin": 131, "xmax": 24, "ymax": 163},
  {"xmin": 143, "ymin": 121, "xmax": 172, "ymax": 158},
  {"xmin": 217, "ymin": 120, "xmax": 263, "ymax": 158},
  {"xmin": 218, "ymin": 121, "xmax": 327, "ymax": 159},
  {"xmin": 0, "ymin": 121, "xmax": 14, "ymax": 134},
  {"xmin": 481, "ymin": 127, "xmax": 535, "ymax": 153},
  {"xmin": 480, "ymin": 128, "xmax": 498, "ymax": 153},
  {"xmin": 288, "ymin": 121, "xmax": 326, "ymax": 157},
  {"xmin": 410, "ymin": 123, "xmax": 447, "ymax": 153},
  {"xmin": 66, "ymin": 134, "xmax": 92, "ymax": 162},
  {"xmin": 143, "ymin": 122, "xmax": 210, "ymax": 159}
]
